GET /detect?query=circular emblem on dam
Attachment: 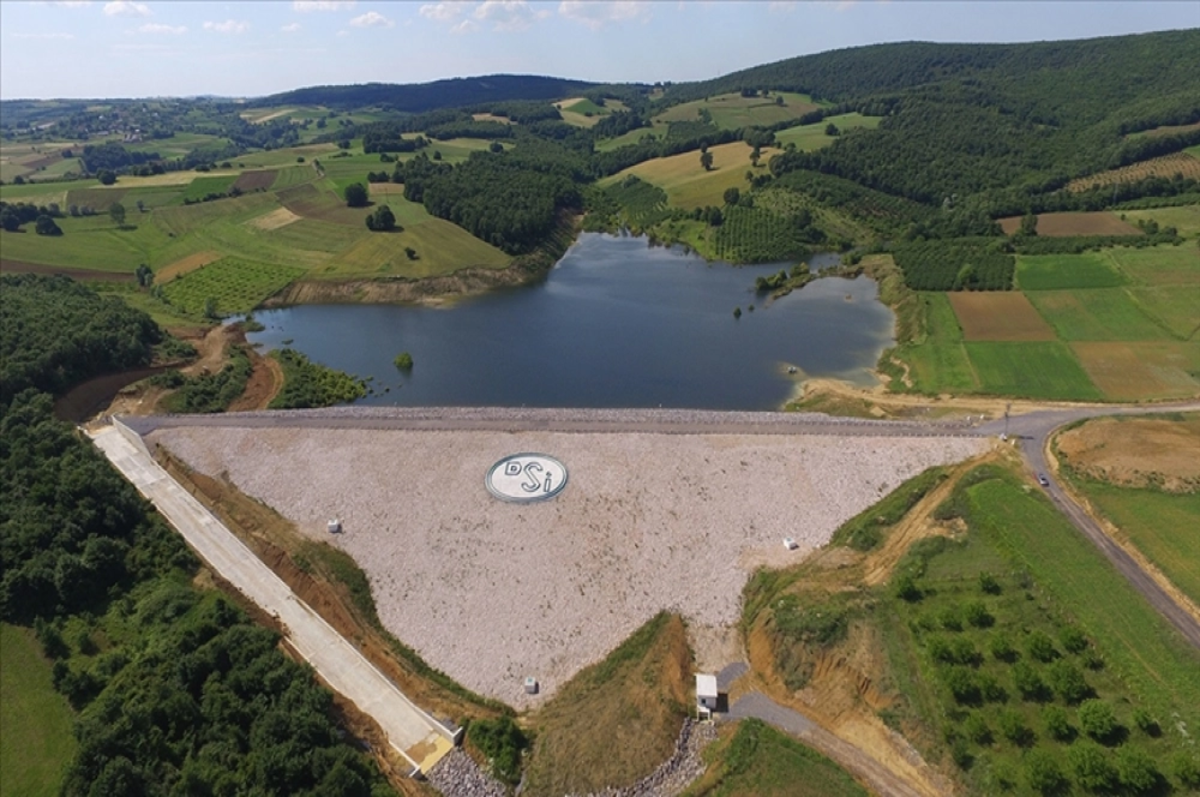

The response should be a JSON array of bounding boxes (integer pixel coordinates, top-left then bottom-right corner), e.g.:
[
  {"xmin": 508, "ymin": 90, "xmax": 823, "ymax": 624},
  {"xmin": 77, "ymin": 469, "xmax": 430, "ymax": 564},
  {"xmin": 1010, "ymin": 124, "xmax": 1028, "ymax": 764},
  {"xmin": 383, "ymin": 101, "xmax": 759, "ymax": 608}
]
[{"xmin": 486, "ymin": 453, "xmax": 568, "ymax": 503}]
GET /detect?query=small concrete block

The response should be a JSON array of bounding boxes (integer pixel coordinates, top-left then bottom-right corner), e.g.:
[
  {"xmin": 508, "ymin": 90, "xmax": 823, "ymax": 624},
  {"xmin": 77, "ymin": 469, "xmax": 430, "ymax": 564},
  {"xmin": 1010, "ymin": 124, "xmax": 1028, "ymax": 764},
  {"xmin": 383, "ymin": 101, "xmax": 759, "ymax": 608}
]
[
  {"xmin": 524, "ymin": 676, "xmax": 538, "ymax": 695},
  {"xmin": 783, "ymin": 537, "xmax": 798, "ymax": 550}
]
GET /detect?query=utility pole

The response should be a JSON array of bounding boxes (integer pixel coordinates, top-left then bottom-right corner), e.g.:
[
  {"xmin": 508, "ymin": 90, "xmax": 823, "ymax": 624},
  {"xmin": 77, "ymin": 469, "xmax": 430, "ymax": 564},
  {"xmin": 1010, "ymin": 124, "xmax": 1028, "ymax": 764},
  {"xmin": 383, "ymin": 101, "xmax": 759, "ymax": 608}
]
[{"xmin": 1004, "ymin": 402, "xmax": 1011, "ymax": 441}]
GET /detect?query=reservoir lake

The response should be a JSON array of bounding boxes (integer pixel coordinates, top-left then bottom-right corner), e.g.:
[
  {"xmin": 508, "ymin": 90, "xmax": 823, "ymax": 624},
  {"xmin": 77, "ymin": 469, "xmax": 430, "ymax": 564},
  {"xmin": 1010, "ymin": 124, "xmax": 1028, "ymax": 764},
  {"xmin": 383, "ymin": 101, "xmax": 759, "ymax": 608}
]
[{"xmin": 246, "ymin": 232, "xmax": 896, "ymax": 410}]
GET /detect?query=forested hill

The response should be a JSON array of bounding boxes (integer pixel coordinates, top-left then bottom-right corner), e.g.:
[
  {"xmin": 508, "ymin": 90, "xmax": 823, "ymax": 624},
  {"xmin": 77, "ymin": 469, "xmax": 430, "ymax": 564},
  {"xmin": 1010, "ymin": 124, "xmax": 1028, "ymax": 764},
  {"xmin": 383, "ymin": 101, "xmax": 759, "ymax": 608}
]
[
  {"xmin": 259, "ymin": 74, "xmax": 598, "ymax": 112},
  {"xmin": 663, "ymin": 29, "xmax": 1200, "ymax": 125}
]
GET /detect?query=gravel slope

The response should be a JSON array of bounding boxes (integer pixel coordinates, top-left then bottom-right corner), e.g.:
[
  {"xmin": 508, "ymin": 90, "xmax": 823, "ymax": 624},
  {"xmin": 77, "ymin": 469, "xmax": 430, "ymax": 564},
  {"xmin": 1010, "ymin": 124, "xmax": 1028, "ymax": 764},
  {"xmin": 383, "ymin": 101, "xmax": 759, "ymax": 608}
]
[{"xmin": 154, "ymin": 426, "xmax": 983, "ymax": 707}]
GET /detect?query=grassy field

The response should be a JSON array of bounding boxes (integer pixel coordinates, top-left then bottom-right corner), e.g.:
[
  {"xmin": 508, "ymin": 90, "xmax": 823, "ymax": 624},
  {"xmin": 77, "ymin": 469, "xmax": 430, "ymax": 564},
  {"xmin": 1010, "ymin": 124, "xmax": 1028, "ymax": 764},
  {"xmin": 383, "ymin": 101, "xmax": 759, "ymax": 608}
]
[
  {"xmin": 600, "ymin": 141, "xmax": 779, "ymax": 209},
  {"xmin": 773, "ymin": 113, "xmax": 883, "ymax": 152},
  {"xmin": 523, "ymin": 613, "xmax": 692, "ymax": 796},
  {"xmin": 594, "ymin": 125, "xmax": 666, "ymax": 152},
  {"xmin": 1120, "ymin": 204, "xmax": 1200, "ymax": 239},
  {"xmin": 1107, "ymin": 243, "xmax": 1200, "ymax": 286},
  {"xmin": 683, "ymin": 720, "xmax": 868, "ymax": 797},
  {"xmin": 0, "ymin": 624, "xmax": 77, "ymax": 797},
  {"xmin": 1126, "ymin": 285, "xmax": 1200, "ymax": 339},
  {"xmin": 1071, "ymin": 341, "xmax": 1200, "ymax": 400},
  {"xmin": 652, "ymin": 92, "xmax": 824, "ymax": 130},
  {"xmin": 949, "ymin": 292, "xmax": 1056, "ymax": 342},
  {"xmin": 1015, "ymin": 252, "xmax": 1127, "ymax": 290},
  {"xmin": 963, "ymin": 341, "xmax": 1103, "ymax": 399},
  {"xmin": 1026, "ymin": 288, "xmax": 1172, "ymax": 341}
]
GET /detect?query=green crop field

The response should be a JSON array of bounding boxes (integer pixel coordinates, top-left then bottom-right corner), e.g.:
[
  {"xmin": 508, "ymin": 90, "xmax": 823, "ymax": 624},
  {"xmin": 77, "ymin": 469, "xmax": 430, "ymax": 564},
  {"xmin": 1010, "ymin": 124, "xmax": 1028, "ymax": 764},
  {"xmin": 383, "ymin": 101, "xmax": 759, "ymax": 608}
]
[
  {"xmin": 1107, "ymin": 244, "xmax": 1200, "ymax": 286},
  {"xmin": 601, "ymin": 141, "xmax": 777, "ymax": 209},
  {"xmin": 160, "ymin": 257, "xmax": 304, "ymax": 316},
  {"xmin": 963, "ymin": 341, "xmax": 1103, "ymax": 399},
  {"xmin": 773, "ymin": 113, "xmax": 883, "ymax": 152},
  {"xmin": 1027, "ymin": 288, "xmax": 1172, "ymax": 341},
  {"xmin": 329, "ymin": 210, "xmax": 510, "ymax": 278},
  {"xmin": 180, "ymin": 175, "xmax": 238, "ymax": 202},
  {"xmin": 0, "ymin": 212, "xmax": 179, "ymax": 272},
  {"xmin": 594, "ymin": 125, "xmax": 666, "ymax": 153},
  {"xmin": 1015, "ymin": 252, "xmax": 1127, "ymax": 290},
  {"xmin": 683, "ymin": 720, "xmax": 868, "ymax": 797},
  {"xmin": 0, "ymin": 624, "xmax": 77, "ymax": 797},
  {"xmin": 1125, "ymin": 286, "xmax": 1200, "ymax": 339}
]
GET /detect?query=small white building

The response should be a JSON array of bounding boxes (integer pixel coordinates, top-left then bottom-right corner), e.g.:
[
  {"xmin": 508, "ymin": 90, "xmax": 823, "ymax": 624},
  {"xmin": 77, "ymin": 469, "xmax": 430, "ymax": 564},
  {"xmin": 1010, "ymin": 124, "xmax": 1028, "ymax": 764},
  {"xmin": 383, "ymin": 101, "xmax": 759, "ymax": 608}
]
[{"xmin": 695, "ymin": 673, "xmax": 718, "ymax": 719}]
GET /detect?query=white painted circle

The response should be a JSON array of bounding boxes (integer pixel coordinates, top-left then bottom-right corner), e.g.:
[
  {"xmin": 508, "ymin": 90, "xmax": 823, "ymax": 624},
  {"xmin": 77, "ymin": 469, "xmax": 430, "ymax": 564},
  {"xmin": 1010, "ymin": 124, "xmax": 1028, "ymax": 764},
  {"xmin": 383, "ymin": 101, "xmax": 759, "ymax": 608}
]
[{"xmin": 486, "ymin": 453, "xmax": 568, "ymax": 503}]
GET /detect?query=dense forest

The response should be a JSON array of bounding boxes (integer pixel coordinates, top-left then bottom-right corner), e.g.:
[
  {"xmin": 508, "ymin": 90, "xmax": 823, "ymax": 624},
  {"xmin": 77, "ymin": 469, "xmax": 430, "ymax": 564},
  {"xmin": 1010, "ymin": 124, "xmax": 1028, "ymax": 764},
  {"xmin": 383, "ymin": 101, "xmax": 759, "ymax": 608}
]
[
  {"xmin": 261, "ymin": 74, "xmax": 599, "ymax": 112},
  {"xmin": 0, "ymin": 277, "xmax": 393, "ymax": 796}
]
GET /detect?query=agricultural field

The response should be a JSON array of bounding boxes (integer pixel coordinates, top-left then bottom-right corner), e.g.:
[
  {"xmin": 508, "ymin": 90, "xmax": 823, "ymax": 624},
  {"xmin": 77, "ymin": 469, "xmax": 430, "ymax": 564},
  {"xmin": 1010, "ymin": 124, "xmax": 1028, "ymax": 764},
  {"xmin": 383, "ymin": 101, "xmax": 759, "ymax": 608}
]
[
  {"xmin": 1120, "ymin": 204, "xmax": 1200, "ymax": 238},
  {"xmin": 594, "ymin": 124, "xmax": 666, "ymax": 152},
  {"xmin": 997, "ymin": 211, "xmax": 1142, "ymax": 237},
  {"xmin": 1056, "ymin": 415, "xmax": 1200, "ymax": 605},
  {"xmin": 0, "ymin": 624, "xmax": 77, "ymax": 797},
  {"xmin": 962, "ymin": 341, "xmax": 1102, "ymax": 399},
  {"xmin": 1015, "ymin": 252, "xmax": 1127, "ymax": 291},
  {"xmin": 652, "ymin": 92, "xmax": 824, "ymax": 130},
  {"xmin": 1070, "ymin": 342, "xmax": 1200, "ymax": 400},
  {"xmin": 1066, "ymin": 151, "xmax": 1200, "ymax": 192},
  {"xmin": 1025, "ymin": 288, "xmax": 1172, "ymax": 341},
  {"xmin": 948, "ymin": 293, "xmax": 1056, "ymax": 341},
  {"xmin": 600, "ymin": 141, "xmax": 779, "ymax": 209},
  {"xmin": 180, "ymin": 175, "xmax": 238, "ymax": 203},
  {"xmin": 773, "ymin": 113, "xmax": 883, "ymax": 152},
  {"xmin": 554, "ymin": 97, "xmax": 612, "ymax": 127},
  {"xmin": 159, "ymin": 257, "xmax": 305, "ymax": 316},
  {"xmin": 1106, "ymin": 243, "xmax": 1200, "ymax": 286}
]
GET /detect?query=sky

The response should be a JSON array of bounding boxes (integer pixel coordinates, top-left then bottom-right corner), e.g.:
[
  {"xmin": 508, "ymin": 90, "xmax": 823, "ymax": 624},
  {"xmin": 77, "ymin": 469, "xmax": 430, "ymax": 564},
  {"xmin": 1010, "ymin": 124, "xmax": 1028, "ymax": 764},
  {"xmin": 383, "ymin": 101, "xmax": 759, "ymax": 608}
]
[{"xmin": 1, "ymin": 1, "xmax": 1197, "ymax": 100}]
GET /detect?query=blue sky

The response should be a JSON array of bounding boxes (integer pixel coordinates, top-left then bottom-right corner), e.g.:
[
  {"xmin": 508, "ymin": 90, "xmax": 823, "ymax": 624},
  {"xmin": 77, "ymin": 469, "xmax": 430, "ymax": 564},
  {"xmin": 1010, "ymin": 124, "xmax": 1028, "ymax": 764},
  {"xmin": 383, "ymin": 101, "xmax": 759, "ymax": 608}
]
[{"xmin": 2, "ymin": 1, "xmax": 1197, "ymax": 100}]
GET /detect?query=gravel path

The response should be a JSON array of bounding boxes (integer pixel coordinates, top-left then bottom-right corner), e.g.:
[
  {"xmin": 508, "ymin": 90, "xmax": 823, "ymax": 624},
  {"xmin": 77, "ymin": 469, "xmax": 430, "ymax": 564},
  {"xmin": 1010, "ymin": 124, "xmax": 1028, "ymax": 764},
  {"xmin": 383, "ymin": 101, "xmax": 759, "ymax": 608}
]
[{"xmin": 153, "ymin": 424, "xmax": 983, "ymax": 707}]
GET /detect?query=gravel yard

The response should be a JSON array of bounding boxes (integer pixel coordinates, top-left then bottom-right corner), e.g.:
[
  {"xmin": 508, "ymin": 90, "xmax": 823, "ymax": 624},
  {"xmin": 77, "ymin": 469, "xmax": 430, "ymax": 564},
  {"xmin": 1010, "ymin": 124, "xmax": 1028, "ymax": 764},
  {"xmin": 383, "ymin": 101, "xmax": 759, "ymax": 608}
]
[{"xmin": 153, "ymin": 424, "xmax": 983, "ymax": 707}]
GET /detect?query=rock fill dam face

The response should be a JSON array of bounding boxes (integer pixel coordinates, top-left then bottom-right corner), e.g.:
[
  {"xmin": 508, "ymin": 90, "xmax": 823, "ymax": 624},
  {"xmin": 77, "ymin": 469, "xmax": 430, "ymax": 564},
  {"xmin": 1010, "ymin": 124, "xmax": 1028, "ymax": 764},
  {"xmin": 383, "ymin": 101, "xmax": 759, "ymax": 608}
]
[{"xmin": 154, "ymin": 418, "xmax": 984, "ymax": 707}]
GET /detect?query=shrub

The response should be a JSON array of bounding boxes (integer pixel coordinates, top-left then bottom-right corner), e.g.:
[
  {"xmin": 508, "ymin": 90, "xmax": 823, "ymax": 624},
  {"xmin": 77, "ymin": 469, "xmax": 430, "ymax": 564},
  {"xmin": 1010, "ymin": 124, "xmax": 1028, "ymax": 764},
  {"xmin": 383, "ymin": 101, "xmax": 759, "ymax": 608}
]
[
  {"xmin": 990, "ymin": 633, "xmax": 1018, "ymax": 663},
  {"xmin": 1025, "ymin": 749, "xmax": 1069, "ymax": 795},
  {"xmin": 1069, "ymin": 741, "xmax": 1118, "ymax": 792},
  {"xmin": 467, "ymin": 716, "xmax": 529, "ymax": 785},
  {"xmin": 944, "ymin": 666, "xmax": 982, "ymax": 706},
  {"xmin": 1172, "ymin": 753, "xmax": 1200, "ymax": 789},
  {"xmin": 1058, "ymin": 626, "xmax": 1089, "ymax": 654},
  {"xmin": 1116, "ymin": 747, "xmax": 1159, "ymax": 793},
  {"xmin": 1131, "ymin": 708, "xmax": 1160, "ymax": 737},
  {"xmin": 979, "ymin": 673, "xmax": 1007, "ymax": 703},
  {"xmin": 894, "ymin": 573, "xmax": 922, "ymax": 602},
  {"xmin": 965, "ymin": 601, "xmax": 994, "ymax": 628},
  {"xmin": 939, "ymin": 606, "xmax": 964, "ymax": 632},
  {"xmin": 344, "ymin": 182, "xmax": 368, "ymax": 207},
  {"xmin": 1012, "ymin": 661, "xmax": 1051, "ymax": 702},
  {"xmin": 393, "ymin": 352, "xmax": 414, "ymax": 370},
  {"xmin": 998, "ymin": 710, "xmax": 1035, "ymax": 747},
  {"xmin": 1026, "ymin": 631, "xmax": 1058, "ymax": 663},
  {"xmin": 1041, "ymin": 705, "xmax": 1074, "ymax": 742},
  {"xmin": 1047, "ymin": 660, "xmax": 1090, "ymax": 705},
  {"xmin": 1078, "ymin": 699, "xmax": 1119, "ymax": 743},
  {"xmin": 979, "ymin": 572, "xmax": 1002, "ymax": 595},
  {"xmin": 964, "ymin": 713, "xmax": 993, "ymax": 745}
]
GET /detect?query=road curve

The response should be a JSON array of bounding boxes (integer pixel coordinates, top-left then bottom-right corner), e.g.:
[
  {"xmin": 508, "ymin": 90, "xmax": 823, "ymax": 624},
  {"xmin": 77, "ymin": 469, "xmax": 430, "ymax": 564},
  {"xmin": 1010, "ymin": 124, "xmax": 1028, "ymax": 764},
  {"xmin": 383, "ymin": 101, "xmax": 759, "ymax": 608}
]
[{"xmin": 978, "ymin": 401, "xmax": 1200, "ymax": 650}]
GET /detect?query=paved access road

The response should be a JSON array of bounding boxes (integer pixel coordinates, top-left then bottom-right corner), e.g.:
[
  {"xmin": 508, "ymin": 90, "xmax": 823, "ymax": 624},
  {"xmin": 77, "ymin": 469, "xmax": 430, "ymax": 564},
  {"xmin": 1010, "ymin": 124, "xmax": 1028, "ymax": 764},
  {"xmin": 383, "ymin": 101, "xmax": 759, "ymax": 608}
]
[
  {"xmin": 89, "ymin": 425, "xmax": 456, "ymax": 775},
  {"xmin": 977, "ymin": 401, "xmax": 1200, "ymax": 650}
]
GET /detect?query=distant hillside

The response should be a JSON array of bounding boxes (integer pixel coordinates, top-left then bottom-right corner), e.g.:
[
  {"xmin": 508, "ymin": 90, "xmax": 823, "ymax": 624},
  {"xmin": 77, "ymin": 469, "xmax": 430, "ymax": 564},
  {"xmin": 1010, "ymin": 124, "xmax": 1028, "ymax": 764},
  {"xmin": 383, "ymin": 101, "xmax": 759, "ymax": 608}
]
[{"xmin": 257, "ymin": 74, "xmax": 598, "ymax": 112}]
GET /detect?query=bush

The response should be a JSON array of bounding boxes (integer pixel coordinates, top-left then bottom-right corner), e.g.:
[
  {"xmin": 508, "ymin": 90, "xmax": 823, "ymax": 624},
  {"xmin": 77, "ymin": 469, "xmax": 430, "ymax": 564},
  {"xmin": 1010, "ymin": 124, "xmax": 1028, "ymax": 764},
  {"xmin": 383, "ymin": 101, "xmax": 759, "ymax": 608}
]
[
  {"xmin": 1058, "ymin": 626, "xmax": 1089, "ymax": 654},
  {"xmin": 467, "ymin": 716, "xmax": 529, "ymax": 785},
  {"xmin": 998, "ymin": 710, "xmax": 1035, "ymax": 747},
  {"xmin": 1116, "ymin": 747, "xmax": 1159, "ymax": 793},
  {"xmin": 1025, "ymin": 748, "xmax": 1069, "ymax": 795},
  {"xmin": 1042, "ymin": 705, "xmax": 1074, "ymax": 742},
  {"xmin": 964, "ymin": 713, "xmax": 993, "ymax": 745},
  {"xmin": 1069, "ymin": 741, "xmax": 1118, "ymax": 792},
  {"xmin": 1012, "ymin": 661, "xmax": 1051, "ymax": 702},
  {"xmin": 944, "ymin": 666, "xmax": 983, "ymax": 706},
  {"xmin": 1026, "ymin": 631, "xmax": 1059, "ymax": 663},
  {"xmin": 1172, "ymin": 753, "xmax": 1200, "ymax": 789},
  {"xmin": 344, "ymin": 182, "xmax": 368, "ymax": 207},
  {"xmin": 1131, "ymin": 708, "xmax": 1160, "ymax": 737},
  {"xmin": 894, "ymin": 573, "xmax": 922, "ymax": 602},
  {"xmin": 1047, "ymin": 660, "xmax": 1090, "ymax": 705},
  {"xmin": 939, "ymin": 606, "xmax": 964, "ymax": 632},
  {"xmin": 393, "ymin": 351, "xmax": 414, "ymax": 370},
  {"xmin": 990, "ymin": 633, "xmax": 1018, "ymax": 663},
  {"xmin": 965, "ymin": 601, "xmax": 994, "ymax": 628},
  {"xmin": 979, "ymin": 571, "xmax": 1002, "ymax": 594},
  {"xmin": 1078, "ymin": 699, "xmax": 1119, "ymax": 743}
]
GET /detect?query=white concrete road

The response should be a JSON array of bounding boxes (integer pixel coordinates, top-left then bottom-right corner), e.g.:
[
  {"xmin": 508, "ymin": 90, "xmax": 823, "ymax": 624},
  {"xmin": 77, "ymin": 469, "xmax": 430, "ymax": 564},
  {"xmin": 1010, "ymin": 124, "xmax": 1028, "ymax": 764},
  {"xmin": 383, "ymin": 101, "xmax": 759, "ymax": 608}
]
[{"xmin": 89, "ymin": 425, "xmax": 454, "ymax": 775}]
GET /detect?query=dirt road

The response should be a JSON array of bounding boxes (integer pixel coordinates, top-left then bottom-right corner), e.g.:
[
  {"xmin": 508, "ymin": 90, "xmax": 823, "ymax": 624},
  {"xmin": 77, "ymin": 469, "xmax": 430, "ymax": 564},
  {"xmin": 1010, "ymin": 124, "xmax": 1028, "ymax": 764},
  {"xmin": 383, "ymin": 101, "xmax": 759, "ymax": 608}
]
[{"xmin": 87, "ymin": 423, "xmax": 458, "ymax": 775}]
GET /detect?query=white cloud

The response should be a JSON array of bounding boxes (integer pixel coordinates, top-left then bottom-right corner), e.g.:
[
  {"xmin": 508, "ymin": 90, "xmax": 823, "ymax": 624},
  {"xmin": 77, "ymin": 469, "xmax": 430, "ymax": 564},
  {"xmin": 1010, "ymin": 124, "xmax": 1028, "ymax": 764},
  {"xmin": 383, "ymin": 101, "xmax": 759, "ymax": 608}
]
[
  {"xmin": 451, "ymin": 17, "xmax": 478, "ymax": 34},
  {"xmin": 12, "ymin": 32, "xmax": 76, "ymax": 39},
  {"xmin": 336, "ymin": 29, "xmax": 349, "ymax": 36},
  {"xmin": 281, "ymin": 22, "xmax": 302, "ymax": 33},
  {"xmin": 203, "ymin": 19, "xmax": 249, "ymax": 34},
  {"xmin": 349, "ymin": 10, "xmax": 394, "ymax": 27},
  {"xmin": 419, "ymin": 2, "xmax": 469, "ymax": 22},
  {"xmin": 767, "ymin": 0, "xmax": 797, "ymax": 11},
  {"xmin": 474, "ymin": 0, "xmax": 538, "ymax": 32},
  {"xmin": 137, "ymin": 22, "xmax": 185, "ymax": 34},
  {"xmin": 52, "ymin": 1, "xmax": 93, "ymax": 8},
  {"xmin": 103, "ymin": 1, "xmax": 151, "ymax": 17},
  {"xmin": 558, "ymin": 1, "xmax": 647, "ymax": 29},
  {"xmin": 292, "ymin": 0, "xmax": 356, "ymax": 11}
]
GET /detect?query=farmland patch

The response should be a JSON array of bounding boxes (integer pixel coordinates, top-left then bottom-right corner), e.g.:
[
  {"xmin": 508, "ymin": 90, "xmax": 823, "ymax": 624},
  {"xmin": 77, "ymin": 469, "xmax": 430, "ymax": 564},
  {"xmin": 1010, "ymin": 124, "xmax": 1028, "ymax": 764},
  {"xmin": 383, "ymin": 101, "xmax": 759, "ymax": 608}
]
[
  {"xmin": 1072, "ymin": 341, "xmax": 1200, "ymax": 400},
  {"xmin": 1126, "ymin": 286, "xmax": 1200, "ymax": 339},
  {"xmin": 948, "ymin": 292, "xmax": 1055, "ymax": 341},
  {"xmin": 964, "ymin": 341, "xmax": 1101, "ymax": 399},
  {"xmin": 602, "ymin": 141, "xmax": 779, "ymax": 209},
  {"xmin": 181, "ymin": 175, "xmax": 238, "ymax": 203},
  {"xmin": 247, "ymin": 206, "xmax": 301, "ymax": 232},
  {"xmin": 160, "ymin": 257, "xmax": 305, "ymax": 316},
  {"xmin": 156, "ymin": 250, "xmax": 222, "ymax": 282},
  {"xmin": 1066, "ymin": 151, "xmax": 1200, "ymax": 192},
  {"xmin": 232, "ymin": 170, "xmax": 278, "ymax": 192},
  {"xmin": 773, "ymin": 113, "xmax": 882, "ymax": 151},
  {"xmin": 1058, "ymin": 415, "xmax": 1200, "ymax": 490},
  {"xmin": 1026, "ymin": 288, "xmax": 1171, "ymax": 341},
  {"xmin": 1108, "ymin": 243, "xmax": 1200, "ymax": 286},
  {"xmin": 64, "ymin": 186, "xmax": 126, "ymax": 211},
  {"xmin": 1015, "ymin": 252, "xmax": 1127, "ymax": 290},
  {"xmin": 998, "ymin": 211, "xmax": 1142, "ymax": 237},
  {"xmin": 653, "ymin": 92, "xmax": 822, "ymax": 130},
  {"xmin": 1120, "ymin": 205, "xmax": 1200, "ymax": 238}
]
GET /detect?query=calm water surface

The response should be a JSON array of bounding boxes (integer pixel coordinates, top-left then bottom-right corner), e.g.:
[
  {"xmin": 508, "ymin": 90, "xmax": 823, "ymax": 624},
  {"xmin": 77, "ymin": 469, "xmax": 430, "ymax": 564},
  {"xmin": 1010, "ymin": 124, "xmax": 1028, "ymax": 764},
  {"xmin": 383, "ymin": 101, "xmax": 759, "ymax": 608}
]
[{"xmin": 246, "ymin": 233, "xmax": 895, "ymax": 410}]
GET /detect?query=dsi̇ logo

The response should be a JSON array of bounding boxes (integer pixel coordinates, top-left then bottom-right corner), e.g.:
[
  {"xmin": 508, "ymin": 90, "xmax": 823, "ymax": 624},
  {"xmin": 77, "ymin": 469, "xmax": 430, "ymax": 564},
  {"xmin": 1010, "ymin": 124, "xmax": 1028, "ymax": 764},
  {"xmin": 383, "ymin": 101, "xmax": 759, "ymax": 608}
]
[{"xmin": 486, "ymin": 453, "xmax": 568, "ymax": 503}]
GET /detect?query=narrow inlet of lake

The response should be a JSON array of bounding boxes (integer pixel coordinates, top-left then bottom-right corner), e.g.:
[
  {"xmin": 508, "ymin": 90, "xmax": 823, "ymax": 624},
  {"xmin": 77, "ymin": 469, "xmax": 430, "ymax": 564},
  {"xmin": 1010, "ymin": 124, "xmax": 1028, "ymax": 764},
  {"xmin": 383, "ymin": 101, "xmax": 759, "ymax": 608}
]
[{"xmin": 246, "ymin": 233, "xmax": 896, "ymax": 410}]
